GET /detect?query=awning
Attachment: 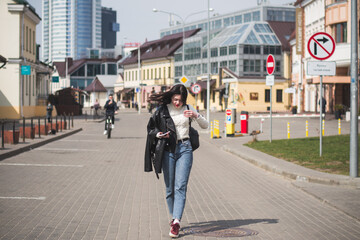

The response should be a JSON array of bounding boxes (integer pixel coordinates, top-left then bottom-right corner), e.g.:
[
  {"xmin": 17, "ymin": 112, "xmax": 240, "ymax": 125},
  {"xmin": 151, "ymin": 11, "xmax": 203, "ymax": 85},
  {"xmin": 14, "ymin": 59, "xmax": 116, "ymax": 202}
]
[
  {"xmin": 119, "ymin": 88, "xmax": 134, "ymax": 94},
  {"xmin": 194, "ymin": 79, "xmax": 216, "ymax": 90},
  {"xmin": 215, "ymin": 84, "xmax": 226, "ymax": 91}
]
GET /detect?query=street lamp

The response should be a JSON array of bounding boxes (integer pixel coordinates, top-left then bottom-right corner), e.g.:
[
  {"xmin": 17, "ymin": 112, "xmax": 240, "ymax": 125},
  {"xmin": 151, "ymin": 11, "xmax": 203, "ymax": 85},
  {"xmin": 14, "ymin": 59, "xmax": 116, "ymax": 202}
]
[{"xmin": 153, "ymin": 8, "xmax": 213, "ymax": 78}]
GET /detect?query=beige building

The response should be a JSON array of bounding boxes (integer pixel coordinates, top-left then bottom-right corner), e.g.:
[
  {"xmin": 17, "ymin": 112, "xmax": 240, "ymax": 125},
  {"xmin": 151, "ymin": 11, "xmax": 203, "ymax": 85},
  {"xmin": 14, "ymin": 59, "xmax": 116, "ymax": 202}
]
[{"xmin": 0, "ymin": 0, "xmax": 53, "ymax": 119}]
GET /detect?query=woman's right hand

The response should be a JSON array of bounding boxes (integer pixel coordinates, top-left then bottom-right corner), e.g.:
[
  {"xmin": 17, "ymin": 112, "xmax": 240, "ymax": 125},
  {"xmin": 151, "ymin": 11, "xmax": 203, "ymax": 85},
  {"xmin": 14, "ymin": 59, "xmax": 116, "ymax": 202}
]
[{"xmin": 157, "ymin": 131, "xmax": 170, "ymax": 138}]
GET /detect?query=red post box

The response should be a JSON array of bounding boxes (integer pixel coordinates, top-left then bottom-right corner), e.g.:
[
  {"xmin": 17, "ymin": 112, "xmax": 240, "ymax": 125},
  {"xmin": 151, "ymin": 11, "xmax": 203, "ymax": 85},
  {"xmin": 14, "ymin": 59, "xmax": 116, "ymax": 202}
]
[{"xmin": 240, "ymin": 111, "xmax": 248, "ymax": 134}]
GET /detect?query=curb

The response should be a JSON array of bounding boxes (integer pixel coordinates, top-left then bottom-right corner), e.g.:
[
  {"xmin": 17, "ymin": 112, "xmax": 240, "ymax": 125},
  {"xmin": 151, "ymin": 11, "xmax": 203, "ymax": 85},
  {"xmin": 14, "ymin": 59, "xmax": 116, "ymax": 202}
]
[
  {"xmin": 220, "ymin": 145, "xmax": 360, "ymax": 188},
  {"xmin": 0, "ymin": 128, "xmax": 83, "ymax": 161}
]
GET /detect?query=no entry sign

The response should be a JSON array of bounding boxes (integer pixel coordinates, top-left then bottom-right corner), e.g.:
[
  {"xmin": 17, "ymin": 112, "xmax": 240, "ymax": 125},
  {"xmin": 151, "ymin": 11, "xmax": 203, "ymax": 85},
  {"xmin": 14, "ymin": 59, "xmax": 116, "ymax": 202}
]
[
  {"xmin": 266, "ymin": 54, "xmax": 275, "ymax": 75},
  {"xmin": 307, "ymin": 32, "xmax": 335, "ymax": 60},
  {"xmin": 226, "ymin": 109, "xmax": 232, "ymax": 116}
]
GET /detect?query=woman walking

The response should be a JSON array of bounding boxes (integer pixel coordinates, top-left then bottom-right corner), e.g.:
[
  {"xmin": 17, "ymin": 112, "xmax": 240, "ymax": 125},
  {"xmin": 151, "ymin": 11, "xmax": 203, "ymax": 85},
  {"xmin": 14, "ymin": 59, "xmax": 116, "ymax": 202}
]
[{"xmin": 144, "ymin": 84, "xmax": 208, "ymax": 238}]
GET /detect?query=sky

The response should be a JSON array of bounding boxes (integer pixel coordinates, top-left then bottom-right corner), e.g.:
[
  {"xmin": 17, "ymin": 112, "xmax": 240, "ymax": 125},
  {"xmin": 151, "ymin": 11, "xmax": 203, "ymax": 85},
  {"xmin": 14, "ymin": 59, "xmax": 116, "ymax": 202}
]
[{"xmin": 28, "ymin": 0, "xmax": 294, "ymax": 46}]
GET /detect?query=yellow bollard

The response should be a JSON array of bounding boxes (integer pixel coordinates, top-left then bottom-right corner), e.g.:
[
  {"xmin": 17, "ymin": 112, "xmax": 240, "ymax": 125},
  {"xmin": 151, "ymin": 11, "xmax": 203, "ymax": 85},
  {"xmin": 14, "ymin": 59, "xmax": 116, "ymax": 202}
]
[
  {"xmin": 338, "ymin": 118, "xmax": 341, "ymax": 135},
  {"xmin": 210, "ymin": 121, "xmax": 213, "ymax": 139},
  {"xmin": 322, "ymin": 119, "xmax": 325, "ymax": 136},
  {"xmin": 306, "ymin": 120, "xmax": 308, "ymax": 137},
  {"xmin": 214, "ymin": 120, "xmax": 220, "ymax": 138},
  {"xmin": 287, "ymin": 122, "xmax": 290, "ymax": 139}
]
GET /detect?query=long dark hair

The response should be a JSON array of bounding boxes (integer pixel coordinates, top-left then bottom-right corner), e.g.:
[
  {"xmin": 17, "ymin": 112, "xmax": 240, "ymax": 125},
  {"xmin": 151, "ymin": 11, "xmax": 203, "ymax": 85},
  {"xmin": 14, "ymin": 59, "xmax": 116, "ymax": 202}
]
[{"xmin": 149, "ymin": 84, "xmax": 188, "ymax": 105}]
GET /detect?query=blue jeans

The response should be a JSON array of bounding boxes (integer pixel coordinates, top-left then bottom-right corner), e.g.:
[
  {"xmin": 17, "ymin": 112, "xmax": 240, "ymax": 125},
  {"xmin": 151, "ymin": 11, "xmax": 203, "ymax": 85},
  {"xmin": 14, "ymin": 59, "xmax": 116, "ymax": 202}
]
[{"xmin": 162, "ymin": 140, "xmax": 193, "ymax": 220}]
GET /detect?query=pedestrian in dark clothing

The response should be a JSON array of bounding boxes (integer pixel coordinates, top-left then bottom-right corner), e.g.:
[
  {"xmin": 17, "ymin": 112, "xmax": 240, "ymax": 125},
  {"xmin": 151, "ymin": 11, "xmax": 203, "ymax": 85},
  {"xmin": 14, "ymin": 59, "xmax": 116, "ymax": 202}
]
[{"xmin": 46, "ymin": 101, "xmax": 53, "ymax": 122}]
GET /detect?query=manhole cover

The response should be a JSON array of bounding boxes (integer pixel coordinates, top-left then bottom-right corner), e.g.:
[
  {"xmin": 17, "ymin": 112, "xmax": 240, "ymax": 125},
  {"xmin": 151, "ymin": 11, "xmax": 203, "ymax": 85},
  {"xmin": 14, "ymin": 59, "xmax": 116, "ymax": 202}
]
[{"xmin": 182, "ymin": 226, "xmax": 258, "ymax": 237}]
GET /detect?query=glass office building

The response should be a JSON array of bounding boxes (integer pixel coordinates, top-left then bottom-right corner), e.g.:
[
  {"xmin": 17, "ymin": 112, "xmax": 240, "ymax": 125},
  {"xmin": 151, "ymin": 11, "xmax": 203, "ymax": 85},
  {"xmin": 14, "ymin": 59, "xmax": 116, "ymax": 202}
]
[
  {"xmin": 174, "ymin": 22, "xmax": 283, "ymax": 82},
  {"xmin": 42, "ymin": 0, "xmax": 101, "ymax": 62},
  {"xmin": 160, "ymin": 4, "xmax": 295, "ymax": 38}
]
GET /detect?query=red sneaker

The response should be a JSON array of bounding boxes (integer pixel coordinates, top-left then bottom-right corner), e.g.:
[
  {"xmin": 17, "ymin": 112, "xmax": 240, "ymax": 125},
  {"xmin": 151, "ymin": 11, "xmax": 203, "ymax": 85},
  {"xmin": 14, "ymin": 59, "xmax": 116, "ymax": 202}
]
[{"xmin": 169, "ymin": 222, "xmax": 180, "ymax": 238}]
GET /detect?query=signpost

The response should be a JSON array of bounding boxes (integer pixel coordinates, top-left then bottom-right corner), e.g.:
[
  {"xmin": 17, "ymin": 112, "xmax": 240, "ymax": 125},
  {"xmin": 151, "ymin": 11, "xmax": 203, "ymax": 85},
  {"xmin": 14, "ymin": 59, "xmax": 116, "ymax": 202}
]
[
  {"xmin": 191, "ymin": 83, "xmax": 201, "ymax": 111},
  {"xmin": 307, "ymin": 32, "xmax": 336, "ymax": 157},
  {"xmin": 180, "ymin": 76, "xmax": 190, "ymax": 87},
  {"xmin": 266, "ymin": 54, "xmax": 275, "ymax": 142},
  {"xmin": 21, "ymin": 65, "xmax": 31, "ymax": 75}
]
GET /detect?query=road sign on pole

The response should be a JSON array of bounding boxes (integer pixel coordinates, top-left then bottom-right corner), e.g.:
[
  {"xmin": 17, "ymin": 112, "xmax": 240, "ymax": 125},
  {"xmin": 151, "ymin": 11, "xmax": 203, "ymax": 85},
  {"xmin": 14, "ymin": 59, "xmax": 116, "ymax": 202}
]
[
  {"xmin": 266, "ymin": 54, "xmax": 275, "ymax": 75},
  {"xmin": 226, "ymin": 109, "xmax": 232, "ymax": 116},
  {"xmin": 190, "ymin": 84, "xmax": 201, "ymax": 94},
  {"xmin": 307, "ymin": 32, "xmax": 335, "ymax": 60}
]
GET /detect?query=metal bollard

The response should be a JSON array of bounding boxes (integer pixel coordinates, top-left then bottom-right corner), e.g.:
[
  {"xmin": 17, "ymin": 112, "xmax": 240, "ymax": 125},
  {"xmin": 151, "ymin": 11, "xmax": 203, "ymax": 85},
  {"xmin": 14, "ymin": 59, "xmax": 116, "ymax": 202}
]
[
  {"xmin": 210, "ymin": 121, "xmax": 213, "ymax": 139},
  {"xmin": 38, "ymin": 117, "xmax": 41, "ymax": 137},
  {"xmin": 13, "ymin": 120, "xmax": 15, "ymax": 143},
  {"xmin": 60, "ymin": 115, "xmax": 62, "ymax": 132},
  {"xmin": 23, "ymin": 117, "xmax": 25, "ymax": 142},
  {"xmin": 306, "ymin": 120, "xmax": 308, "ymax": 137},
  {"xmin": 1, "ymin": 121, "xmax": 4, "ymax": 148},
  {"xmin": 56, "ymin": 116, "xmax": 58, "ymax": 132},
  {"xmin": 71, "ymin": 112, "xmax": 74, "ymax": 128},
  {"xmin": 338, "ymin": 118, "xmax": 341, "ymax": 135},
  {"xmin": 68, "ymin": 114, "xmax": 70, "ymax": 130},
  {"xmin": 287, "ymin": 122, "xmax": 290, "ymax": 139},
  {"xmin": 44, "ymin": 117, "xmax": 47, "ymax": 135},
  {"xmin": 31, "ymin": 118, "xmax": 33, "ymax": 138}
]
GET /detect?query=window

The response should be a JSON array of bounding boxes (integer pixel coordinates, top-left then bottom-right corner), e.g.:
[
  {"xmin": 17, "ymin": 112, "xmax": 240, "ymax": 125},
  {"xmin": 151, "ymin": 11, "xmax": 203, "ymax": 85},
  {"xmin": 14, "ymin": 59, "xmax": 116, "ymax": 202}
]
[
  {"xmin": 220, "ymin": 61, "xmax": 227, "ymax": 68},
  {"xmin": 263, "ymin": 46, "xmax": 281, "ymax": 55},
  {"xmin": 72, "ymin": 65, "xmax": 85, "ymax": 76},
  {"xmin": 220, "ymin": 47, "xmax": 227, "ymax": 56},
  {"xmin": 33, "ymin": 76, "xmax": 35, "ymax": 96},
  {"xmin": 212, "ymin": 90, "xmax": 216, "ymax": 102},
  {"xmin": 26, "ymin": 26, "xmax": 28, "ymax": 51},
  {"xmin": 33, "ymin": 31, "xmax": 35, "ymax": 55},
  {"xmin": 334, "ymin": 22, "xmax": 347, "ymax": 43},
  {"xmin": 276, "ymin": 89, "xmax": 283, "ymax": 103},
  {"xmin": 26, "ymin": 76, "xmax": 28, "ymax": 96},
  {"xmin": 164, "ymin": 67, "xmax": 166, "ymax": 79},
  {"xmin": 243, "ymin": 60, "xmax": 261, "ymax": 73},
  {"xmin": 159, "ymin": 68, "xmax": 161, "ymax": 78},
  {"xmin": 202, "ymin": 51, "xmax": 207, "ymax": 58},
  {"xmin": 175, "ymin": 66, "xmax": 182, "ymax": 77},
  {"xmin": 155, "ymin": 68, "xmax": 157, "ymax": 79},
  {"xmin": 276, "ymin": 61, "xmax": 281, "ymax": 73},
  {"xmin": 250, "ymin": 92, "xmax": 258, "ymax": 101},
  {"xmin": 244, "ymin": 13, "xmax": 251, "ymax": 22},
  {"xmin": 229, "ymin": 60, "xmax": 236, "ymax": 72},
  {"xmin": 168, "ymin": 67, "xmax": 171, "ymax": 78},
  {"xmin": 143, "ymin": 70, "xmax": 145, "ymax": 80},
  {"xmin": 211, "ymin": 62, "xmax": 218, "ymax": 74},
  {"xmin": 175, "ymin": 53, "xmax": 182, "ymax": 62},
  {"xmin": 151, "ymin": 69, "xmax": 153, "ymax": 79},
  {"xmin": 107, "ymin": 64, "xmax": 117, "ymax": 75},
  {"xmin": 87, "ymin": 64, "xmax": 101, "ymax": 76},
  {"xmin": 211, "ymin": 48, "xmax": 218, "ymax": 57},
  {"xmin": 265, "ymin": 89, "xmax": 270, "ymax": 102},
  {"xmin": 235, "ymin": 15, "xmax": 242, "ymax": 24},
  {"xmin": 244, "ymin": 45, "xmax": 260, "ymax": 54},
  {"xmin": 202, "ymin": 63, "xmax": 207, "ymax": 74},
  {"xmin": 147, "ymin": 69, "xmax": 149, "ymax": 79},
  {"xmin": 229, "ymin": 45, "xmax": 237, "ymax": 55}
]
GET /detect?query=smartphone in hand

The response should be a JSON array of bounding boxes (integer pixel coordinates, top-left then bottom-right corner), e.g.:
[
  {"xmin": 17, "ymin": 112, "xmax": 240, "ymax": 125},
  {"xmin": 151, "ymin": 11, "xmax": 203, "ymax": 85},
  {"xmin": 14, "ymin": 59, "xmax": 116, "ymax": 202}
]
[{"xmin": 159, "ymin": 131, "xmax": 170, "ymax": 137}]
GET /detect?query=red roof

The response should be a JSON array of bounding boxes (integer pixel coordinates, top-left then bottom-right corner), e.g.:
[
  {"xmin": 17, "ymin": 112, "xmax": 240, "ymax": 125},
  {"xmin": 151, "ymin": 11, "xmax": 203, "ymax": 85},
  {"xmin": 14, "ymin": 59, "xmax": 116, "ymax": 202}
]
[
  {"xmin": 84, "ymin": 78, "xmax": 107, "ymax": 92},
  {"xmin": 267, "ymin": 21, "xmax": 295, "ymax": 52},
  {"xmin": 121, "ymin": 29, "xmax": 201, "ymax": 65}
]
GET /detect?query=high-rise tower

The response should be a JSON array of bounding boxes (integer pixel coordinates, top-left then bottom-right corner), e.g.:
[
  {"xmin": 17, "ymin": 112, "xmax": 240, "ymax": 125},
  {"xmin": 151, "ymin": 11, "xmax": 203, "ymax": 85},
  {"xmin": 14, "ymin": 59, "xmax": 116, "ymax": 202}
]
[{"xmin": 42, "ymin": 0, "xmax": 101, "ymax": 62}]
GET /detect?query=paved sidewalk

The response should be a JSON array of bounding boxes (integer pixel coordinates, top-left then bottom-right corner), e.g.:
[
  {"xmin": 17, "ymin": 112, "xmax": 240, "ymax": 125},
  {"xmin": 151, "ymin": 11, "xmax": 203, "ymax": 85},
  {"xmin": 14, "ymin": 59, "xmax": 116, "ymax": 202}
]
[{"xmin": 0, "ymin": 110, "xmax": 359, "ymax": 239}]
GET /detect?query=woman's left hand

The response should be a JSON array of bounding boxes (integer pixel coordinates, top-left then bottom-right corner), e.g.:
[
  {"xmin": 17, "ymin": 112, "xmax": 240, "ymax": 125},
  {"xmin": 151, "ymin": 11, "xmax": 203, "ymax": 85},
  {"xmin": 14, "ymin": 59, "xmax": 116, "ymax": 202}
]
[{"xmin": 184, "ymin": 110, "xmax": 199, "ymax": 119}]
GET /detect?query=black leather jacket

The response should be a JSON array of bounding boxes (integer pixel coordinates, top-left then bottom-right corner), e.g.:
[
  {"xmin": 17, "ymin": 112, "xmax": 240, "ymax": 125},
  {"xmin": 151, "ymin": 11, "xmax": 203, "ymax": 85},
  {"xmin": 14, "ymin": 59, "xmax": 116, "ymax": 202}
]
[{"xmin": 144, "ymin": 105, "xmax": 178, "ymax": 178}]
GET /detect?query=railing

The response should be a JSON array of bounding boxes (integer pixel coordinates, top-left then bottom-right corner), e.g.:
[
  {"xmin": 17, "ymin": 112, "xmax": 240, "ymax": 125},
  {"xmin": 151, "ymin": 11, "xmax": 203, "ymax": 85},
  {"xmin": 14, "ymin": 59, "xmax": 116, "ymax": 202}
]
[{"xmin": 0, "ymin": 113, "xmax": 75, "ymax": 149}]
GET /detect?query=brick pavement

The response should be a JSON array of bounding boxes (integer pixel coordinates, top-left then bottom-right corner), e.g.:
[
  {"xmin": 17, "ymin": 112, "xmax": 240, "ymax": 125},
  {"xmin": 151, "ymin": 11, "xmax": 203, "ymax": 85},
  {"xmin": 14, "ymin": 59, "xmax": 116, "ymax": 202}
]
[{"xmin": 0, "ymin": 110, "xmax": 359, "ymax": 239}]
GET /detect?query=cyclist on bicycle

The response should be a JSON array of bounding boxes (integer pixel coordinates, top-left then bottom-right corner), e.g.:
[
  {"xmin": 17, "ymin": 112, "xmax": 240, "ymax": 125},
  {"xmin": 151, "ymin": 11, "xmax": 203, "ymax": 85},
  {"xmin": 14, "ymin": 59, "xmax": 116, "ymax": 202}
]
[{"xmin": 103, "ymin": 94, "xmax": 118, "ymax": 135}]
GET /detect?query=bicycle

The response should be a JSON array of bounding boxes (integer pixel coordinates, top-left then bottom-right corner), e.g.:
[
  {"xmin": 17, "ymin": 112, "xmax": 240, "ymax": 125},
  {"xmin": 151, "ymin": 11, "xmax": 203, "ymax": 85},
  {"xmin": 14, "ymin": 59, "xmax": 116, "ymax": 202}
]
[{"xmin": 105, "ymin": 115, "xmax": 112, "ymax": 139}]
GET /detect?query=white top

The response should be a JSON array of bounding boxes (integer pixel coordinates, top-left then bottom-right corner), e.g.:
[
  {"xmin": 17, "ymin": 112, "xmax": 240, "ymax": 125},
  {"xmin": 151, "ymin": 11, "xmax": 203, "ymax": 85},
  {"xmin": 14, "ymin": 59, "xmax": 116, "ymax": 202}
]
[{"xmin": 166, "ymin": 103, "xmax": 208, "ymax": 140}]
